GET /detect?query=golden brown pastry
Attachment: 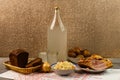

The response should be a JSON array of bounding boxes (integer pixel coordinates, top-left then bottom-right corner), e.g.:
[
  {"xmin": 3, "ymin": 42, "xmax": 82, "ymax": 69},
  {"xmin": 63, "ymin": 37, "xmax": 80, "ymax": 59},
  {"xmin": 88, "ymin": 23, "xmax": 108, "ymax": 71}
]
[
  {"xmin": 81, "ymin": 49, "xmax": 91, "ymax": 57},
  {"xmin": 73, "ymin": 47, "xmax": 82, "ymax": 55},
  {"xmin": 68, "ymin": 49, "xmax": 77, "ymax": 58},
  {"xmin": 90, "ymin": 54, "xmax": 103, "ymax": 60},
  {"xmin": 77, "ymin": 54, "xmax": 84, "ymax": 59}
]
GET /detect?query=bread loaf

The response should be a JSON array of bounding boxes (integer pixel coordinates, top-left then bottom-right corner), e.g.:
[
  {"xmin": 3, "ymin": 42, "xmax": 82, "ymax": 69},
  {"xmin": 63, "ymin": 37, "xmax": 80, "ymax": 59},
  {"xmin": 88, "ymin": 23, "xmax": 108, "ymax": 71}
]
[{"xmin": 9, "ymin": 49, "xmax": 29, "ymax": 68}]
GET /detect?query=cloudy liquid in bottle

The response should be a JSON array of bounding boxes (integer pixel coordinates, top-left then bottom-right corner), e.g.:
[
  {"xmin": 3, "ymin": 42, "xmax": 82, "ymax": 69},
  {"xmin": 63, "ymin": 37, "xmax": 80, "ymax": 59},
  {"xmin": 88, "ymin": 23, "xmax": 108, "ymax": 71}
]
[{"xmin": 47, "ymin": 7, "xmax": 67, "ymax": 64}]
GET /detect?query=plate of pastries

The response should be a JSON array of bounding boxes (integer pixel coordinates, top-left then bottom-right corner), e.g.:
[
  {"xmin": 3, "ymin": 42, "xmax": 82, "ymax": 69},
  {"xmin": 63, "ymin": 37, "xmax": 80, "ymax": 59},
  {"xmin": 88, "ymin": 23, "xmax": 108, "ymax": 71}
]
[
  {"xmin": 68, "ymin": 47, "xmax": 113, "ymax": 73},
  {"xmin": 3, "ymin": 49, "xmax": 51, "ymax": 74},
  {"xmin": 68, "ymin": 47, "xmax": 91, "ymax": 63}
]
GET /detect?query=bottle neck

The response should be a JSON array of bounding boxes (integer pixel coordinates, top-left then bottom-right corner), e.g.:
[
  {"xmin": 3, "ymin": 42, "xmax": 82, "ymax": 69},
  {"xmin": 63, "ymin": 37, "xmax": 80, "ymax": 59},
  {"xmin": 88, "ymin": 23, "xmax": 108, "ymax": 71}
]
[
  {"xmin": 50, "ymin": 8, "xmax": 65, "ymax": 32},
  {"xmin": 54, "ymin": 6, "xmax": 60, "ymax": 19},
  {"xmin": 55, "ymin": 9, "xmax": 59, "ymax": 18}
]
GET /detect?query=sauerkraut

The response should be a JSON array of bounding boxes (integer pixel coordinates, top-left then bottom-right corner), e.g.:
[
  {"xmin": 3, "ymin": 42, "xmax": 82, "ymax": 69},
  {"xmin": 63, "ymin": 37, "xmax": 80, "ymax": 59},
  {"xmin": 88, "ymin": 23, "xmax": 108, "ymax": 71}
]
[{"xmin": 54, "ymin": 61, "xmax": 75, "ymax": 70}]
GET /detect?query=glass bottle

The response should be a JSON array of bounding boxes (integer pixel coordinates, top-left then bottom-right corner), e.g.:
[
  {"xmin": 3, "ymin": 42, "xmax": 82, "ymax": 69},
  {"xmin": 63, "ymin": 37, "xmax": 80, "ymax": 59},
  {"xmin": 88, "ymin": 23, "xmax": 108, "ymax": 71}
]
[{"xmin": 47, "ymin": 7, "xmax": 67, "ymax": 64}]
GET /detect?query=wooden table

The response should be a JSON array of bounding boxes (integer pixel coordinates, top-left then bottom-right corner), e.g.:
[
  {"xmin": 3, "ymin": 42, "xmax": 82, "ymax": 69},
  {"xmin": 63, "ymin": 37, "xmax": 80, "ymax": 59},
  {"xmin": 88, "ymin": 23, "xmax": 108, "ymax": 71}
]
[{"xmin": 0, "ymin": 57, "xmax": 120, "ymax": 80}]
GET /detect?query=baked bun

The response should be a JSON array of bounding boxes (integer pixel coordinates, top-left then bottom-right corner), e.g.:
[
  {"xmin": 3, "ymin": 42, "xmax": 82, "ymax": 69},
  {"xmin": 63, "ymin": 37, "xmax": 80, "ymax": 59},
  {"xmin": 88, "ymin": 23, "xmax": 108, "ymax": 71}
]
[{"xmin": 68, "ymin": 47, "xmax": 91, "ymax": 58}]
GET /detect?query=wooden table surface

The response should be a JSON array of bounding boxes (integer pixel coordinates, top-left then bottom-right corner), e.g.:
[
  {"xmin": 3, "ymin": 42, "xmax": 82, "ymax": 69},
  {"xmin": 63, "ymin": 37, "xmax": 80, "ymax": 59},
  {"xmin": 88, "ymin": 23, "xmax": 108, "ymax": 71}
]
[{"xmin": 0, "ymin": 57, "xmax": 120, "ymax": 80}]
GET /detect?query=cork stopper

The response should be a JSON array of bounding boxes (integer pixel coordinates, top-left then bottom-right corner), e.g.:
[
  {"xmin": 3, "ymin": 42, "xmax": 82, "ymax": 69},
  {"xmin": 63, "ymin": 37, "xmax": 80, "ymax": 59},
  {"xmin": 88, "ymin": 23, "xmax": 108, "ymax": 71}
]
[{"xmin": 55, "ymin": 6, "xmax": 59, "ymax": 10}]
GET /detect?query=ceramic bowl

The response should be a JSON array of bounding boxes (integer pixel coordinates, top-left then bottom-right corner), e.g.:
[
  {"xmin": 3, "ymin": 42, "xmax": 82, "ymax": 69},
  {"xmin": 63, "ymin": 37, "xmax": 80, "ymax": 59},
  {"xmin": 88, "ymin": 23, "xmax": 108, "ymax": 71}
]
[{"xmin": 51, "ymin": 63, "xmax": 76, "ymax": 76}]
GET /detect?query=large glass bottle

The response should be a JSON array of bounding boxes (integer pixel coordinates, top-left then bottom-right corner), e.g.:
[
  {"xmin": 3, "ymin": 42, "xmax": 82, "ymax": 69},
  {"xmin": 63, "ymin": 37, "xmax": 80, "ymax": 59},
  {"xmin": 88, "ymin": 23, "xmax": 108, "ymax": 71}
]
[{"xmin": 47, "ymin": 7, "xmax": 67, "ymax": 64}]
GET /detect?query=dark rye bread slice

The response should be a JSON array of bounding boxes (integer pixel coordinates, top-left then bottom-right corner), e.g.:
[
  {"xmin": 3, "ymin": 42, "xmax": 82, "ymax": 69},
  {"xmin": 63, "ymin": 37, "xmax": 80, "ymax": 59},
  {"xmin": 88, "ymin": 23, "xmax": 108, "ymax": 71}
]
[
  {"xmin": 26, "ymin": 58, "xmax": 43, "ymax": 68},
  {"xmin": 9, "ymin": 49, "xmax": 29, "ymax": 68}
]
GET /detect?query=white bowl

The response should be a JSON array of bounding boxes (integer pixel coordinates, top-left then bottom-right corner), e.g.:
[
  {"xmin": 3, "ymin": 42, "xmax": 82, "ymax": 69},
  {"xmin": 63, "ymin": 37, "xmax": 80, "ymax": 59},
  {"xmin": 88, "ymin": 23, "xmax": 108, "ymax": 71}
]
[
  {"xmin": 53, "ymin": 69, "xmax": 74, "ymax": 76},
  {"xmin": 51, "ymin": 63, "xmax": 76, "ymax": 76}
]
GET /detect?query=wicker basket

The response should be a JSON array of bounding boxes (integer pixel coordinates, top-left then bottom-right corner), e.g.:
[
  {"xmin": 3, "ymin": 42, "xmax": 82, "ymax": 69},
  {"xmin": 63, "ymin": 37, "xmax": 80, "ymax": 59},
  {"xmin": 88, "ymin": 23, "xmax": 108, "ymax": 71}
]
[{"xmin": 3, "ymin": 61, "xmax": 41, "ymax": 74}]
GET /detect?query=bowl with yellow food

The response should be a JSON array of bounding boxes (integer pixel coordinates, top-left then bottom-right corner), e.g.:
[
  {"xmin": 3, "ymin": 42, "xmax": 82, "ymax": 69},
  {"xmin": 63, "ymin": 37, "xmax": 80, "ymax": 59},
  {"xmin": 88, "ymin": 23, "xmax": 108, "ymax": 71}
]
[{"xmin": 51, "ymin": 61, "xmax": 76, "ymax": 76}]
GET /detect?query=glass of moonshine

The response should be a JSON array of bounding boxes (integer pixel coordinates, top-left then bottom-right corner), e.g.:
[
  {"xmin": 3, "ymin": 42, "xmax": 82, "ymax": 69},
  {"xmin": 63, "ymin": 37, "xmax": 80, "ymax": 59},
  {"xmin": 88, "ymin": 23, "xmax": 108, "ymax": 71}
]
[{"xmin": 47, "ymin": 7, "xmax": 67, "ymax": 64}]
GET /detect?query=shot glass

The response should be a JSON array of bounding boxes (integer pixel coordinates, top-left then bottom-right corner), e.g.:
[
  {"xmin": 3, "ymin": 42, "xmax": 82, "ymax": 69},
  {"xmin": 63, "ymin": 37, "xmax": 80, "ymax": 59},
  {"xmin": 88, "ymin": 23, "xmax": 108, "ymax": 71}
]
[
  {"xmin": 38, "ymin": 52, "xmax": 47, "ymax": 62},
  {"xmin": 47, "ymin": 52, "xmax": 58, "ymax": 65}
]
